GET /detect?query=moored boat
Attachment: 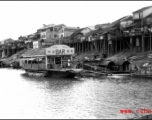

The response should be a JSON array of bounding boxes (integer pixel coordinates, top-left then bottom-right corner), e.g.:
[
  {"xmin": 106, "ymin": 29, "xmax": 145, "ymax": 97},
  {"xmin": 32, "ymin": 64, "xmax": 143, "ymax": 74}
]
[{"xmin": 20, "ymin": 44, "xmax": 82, "ymax": 78}]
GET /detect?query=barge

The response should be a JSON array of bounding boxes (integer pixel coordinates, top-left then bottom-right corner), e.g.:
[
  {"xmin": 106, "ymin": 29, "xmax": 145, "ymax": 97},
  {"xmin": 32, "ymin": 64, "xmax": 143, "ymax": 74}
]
[{"xmin": 21, "ymin": 44, "xmax": 82, "ymax": 78}]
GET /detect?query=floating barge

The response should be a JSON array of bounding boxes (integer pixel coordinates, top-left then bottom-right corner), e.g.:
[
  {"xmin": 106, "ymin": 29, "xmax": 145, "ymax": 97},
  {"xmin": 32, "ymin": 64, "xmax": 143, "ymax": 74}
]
[{"xmin": 21, "ymin": 44, "xmax": 82, "ymax": 78}]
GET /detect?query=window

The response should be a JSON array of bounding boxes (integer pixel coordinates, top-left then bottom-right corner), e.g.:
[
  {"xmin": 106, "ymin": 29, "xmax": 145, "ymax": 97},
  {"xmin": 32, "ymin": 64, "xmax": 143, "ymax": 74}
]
[
  {"xmin": 50, "ymin": 27, "xmax": 53, "ymax": 31},
  {"xmin": 54, "ymin": 28, "xmax": 58, "ymax": 32},
  {"xmin": 61, "ymin": 35, "xmax": 63, "ymax": 38},
  {"xmin": 54, "ymin": 34, "xmax": 58, "ymax": 38},
  {"xmin": 55, "ymin": 57, "xmax": 61, "ymax": 64}
]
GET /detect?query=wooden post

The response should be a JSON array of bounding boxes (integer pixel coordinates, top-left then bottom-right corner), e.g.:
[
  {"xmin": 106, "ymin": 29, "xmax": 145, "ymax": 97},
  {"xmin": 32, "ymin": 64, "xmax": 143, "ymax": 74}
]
[
  {"xmin": 107, "ymin": 40, "xmax": 109, "ymax": 55},
  {"xmin": 104, "ymin": 39, "xmax": 105, "ymax": 54},
  {"xmin": 116, "ymin": 38, "xmax": 117, "ymax": 53},
  {"xmin": 61, "ymin": 56, "xmax": 62, "ymax": 68},
  {"xmin": 142, "ymin": 35, "xmax": 144, "ymax": 52},
  {"xmin": 150, "ymin": 32, "xmax": 151, "ymax": 51},
  {"xmin": 45, "ymin": 56, "xmax": 48, "ymax": 70},
  {"xmin": 123, "ymin": 37, "xmax": 124, "ymax": 51},
  {"xmin": 38, "ymin": 58, "xmax": 39, "ymax": 70},
  {"xmin": 130, "ymin": 36, "xmax": 133, "ymax": 51},
  {"xmin": 120, "ymin": 39, "xmax": 121, "ymax": 52}
]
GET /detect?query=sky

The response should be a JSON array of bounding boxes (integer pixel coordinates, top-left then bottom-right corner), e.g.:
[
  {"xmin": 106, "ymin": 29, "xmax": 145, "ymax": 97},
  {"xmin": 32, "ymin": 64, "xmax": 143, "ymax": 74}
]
[{"xmin": 0, "ymin": 1, "xmax": 152, "ymax": 41}]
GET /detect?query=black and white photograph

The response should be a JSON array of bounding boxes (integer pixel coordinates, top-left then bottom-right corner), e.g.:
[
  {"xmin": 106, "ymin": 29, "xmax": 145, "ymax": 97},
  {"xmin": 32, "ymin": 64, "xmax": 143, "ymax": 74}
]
[{"xmin": 0, "ymin": 1, "xmax": 152, "ymax": 119}]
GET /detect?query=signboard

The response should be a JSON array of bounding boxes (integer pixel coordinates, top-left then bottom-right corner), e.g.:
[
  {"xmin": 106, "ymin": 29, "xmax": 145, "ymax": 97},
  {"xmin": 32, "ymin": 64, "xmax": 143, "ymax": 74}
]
[
  {"xmin": 46, "ymin": 45, "xmax": 75, "ymax": 55},
  {"xmin": 41, "ymin": 32, "xmax": 46, "ymax": 39},
  {"xmin": 33, "ymin": 41, "xmax": 39, "ymax": 49}
]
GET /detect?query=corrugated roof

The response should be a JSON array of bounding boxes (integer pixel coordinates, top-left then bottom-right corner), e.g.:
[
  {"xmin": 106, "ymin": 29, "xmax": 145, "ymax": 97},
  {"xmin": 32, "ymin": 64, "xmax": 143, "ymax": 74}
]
[{"xmin": 133, "ymin": 6, "xmax": 152, "ymax": 13}]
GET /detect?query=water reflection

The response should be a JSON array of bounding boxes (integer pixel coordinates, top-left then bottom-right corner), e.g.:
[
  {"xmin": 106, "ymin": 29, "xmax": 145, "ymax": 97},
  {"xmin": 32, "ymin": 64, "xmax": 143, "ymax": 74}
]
[{"xmin": 0, "ymin": 68, "xmax": 152, "ymax": 119}]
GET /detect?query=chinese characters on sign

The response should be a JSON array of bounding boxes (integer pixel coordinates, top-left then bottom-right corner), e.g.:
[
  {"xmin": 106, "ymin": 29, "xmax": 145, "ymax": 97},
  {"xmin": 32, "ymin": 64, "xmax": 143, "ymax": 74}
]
[
  {"xmin": 46, "ymin": 45, "xmax": 75, "ymax": 55},
  {"xmin": 46, "ymin": 49, "xmax": 74, "ymax": 55}
]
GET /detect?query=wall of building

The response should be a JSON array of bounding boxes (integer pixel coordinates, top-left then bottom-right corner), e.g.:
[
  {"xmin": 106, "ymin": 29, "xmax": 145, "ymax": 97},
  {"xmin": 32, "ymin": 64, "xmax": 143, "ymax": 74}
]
[{"xmin": 143, "ymin": 7, "xmax": 152, "ymax": 18}]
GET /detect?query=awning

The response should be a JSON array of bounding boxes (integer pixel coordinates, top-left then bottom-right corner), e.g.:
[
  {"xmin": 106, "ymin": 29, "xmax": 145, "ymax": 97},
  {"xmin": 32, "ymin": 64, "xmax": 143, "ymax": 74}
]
[
  {"xmin": 21, "ymin": 58, "xmax": 28, "ymax": 61},
  {"xmin": 25, "ymin": 58, "xmax": 36, "ymax": 61},
  {"xmin": 100, "ymin": 60, "xmax": 115, "ymax": 66},
  {"xmin": 114, "ymin": 60, "xmax": 130, "ymax": 66}
]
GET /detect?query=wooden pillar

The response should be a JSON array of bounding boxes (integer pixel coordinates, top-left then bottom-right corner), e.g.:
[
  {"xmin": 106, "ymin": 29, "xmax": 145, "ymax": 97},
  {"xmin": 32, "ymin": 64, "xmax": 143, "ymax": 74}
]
[
  {"xmin": 120, "ymin": 39, "xmax": 121, "ymax": 52},
  {"xmin": 38, "ymin": 58, "xmax": 39, "ymax": 70},
  {"xmin": 150, "ymin": 33, "xmax": 151, "ymax": 51},
  {"xmin": 79, "ymin": 42, "xmax": 81, "ymax": 53},
  {"xmin": 123, "ymin": 37, "xmax": 124, "ymax": 51},
  {"xmin": 91, "ymin": 42, "xmax": 92, "ymax": 51},
  {"xmin": 89, "ymin": 42, "xmax": 90, "ymax": 52},
  {"xmin": 116, "ymin": 38, "xmax": 117, "ymax": 53},
  {"xmin": 77, "ymin": 43, "xmax": 78, "ymax": 53},
  {"xmin": 142, "ymin": 35, "xmax": 144, "ymax": 52},
  {"xmin": 130, "ymin": 37, "xmax": 133, "ymax": 51},
  {"xmin": 104, "ymin": 39, "xmax": 105, "ymax": 54},
  {"xmin": 45, "ymin": 56, "xmax": 48, "ymax": 70},
  {"xmin": 108, "ymin": 40, "xmax": 109, "ymax": 55}
]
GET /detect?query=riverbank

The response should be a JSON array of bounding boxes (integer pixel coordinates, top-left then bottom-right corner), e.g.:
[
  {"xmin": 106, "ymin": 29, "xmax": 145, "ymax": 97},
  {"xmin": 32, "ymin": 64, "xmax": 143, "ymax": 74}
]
[{"xmin": 0, "ymin": 46, "xmax": 151, "ymax": 69}]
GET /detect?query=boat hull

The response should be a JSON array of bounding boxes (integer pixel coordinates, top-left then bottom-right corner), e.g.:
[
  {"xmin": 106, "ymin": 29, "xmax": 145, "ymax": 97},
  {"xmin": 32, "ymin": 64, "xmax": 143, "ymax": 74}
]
[
  {"xmin": 25, "ymin": 69, "xmax": 77, "ymax": 78},
  {"xmin": 131, "ymin": 74, "xmax": 152, "ymax": 79}
]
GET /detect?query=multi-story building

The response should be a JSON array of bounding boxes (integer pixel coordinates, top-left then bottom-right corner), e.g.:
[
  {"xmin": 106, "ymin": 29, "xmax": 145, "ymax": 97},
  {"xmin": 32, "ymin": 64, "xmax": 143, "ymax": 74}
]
[{"xmin": 35, "ymin": 24, "xmax": 79, "ymax": 48}]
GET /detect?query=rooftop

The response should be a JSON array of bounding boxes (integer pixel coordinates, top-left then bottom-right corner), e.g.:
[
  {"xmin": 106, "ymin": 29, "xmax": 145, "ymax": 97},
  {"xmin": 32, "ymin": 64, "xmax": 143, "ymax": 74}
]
[{"xmin": 132, "ymin": 5, "xmax": 152, "ymax": 13}]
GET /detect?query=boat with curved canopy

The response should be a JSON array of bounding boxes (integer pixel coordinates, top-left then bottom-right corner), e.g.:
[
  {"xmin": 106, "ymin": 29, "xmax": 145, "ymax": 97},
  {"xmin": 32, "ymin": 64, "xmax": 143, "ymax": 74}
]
[{"xmin": 20, "ymin": 44, "xmax": 82, "ymax": 78}]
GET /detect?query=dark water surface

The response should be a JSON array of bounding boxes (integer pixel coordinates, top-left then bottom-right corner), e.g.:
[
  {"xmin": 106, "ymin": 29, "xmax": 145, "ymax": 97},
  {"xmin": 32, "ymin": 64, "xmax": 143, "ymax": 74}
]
[{"xmin": 0, "ymin": 68, "xmax": 152, "ymax": 119}]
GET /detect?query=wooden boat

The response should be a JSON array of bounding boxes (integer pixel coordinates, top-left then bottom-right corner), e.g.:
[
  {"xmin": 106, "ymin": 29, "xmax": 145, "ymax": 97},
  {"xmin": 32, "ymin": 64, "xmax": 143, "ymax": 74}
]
[
  {"xmin": 11, "ymin": 61, "xmax": 21, "ymax": 69},
  {"xmin": 20, "ymin": 44, "xmax": 82, "ymax": 78},
  {"xmin": 131, "ymin": 62, "xmax": 152, "ymax": 79}
]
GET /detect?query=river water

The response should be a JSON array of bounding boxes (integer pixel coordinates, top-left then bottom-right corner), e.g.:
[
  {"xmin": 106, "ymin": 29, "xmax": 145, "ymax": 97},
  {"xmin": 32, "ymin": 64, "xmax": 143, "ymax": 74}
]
[{"xmin": 0, "ymin": 68, "xmax": 152, "ymax": 119}]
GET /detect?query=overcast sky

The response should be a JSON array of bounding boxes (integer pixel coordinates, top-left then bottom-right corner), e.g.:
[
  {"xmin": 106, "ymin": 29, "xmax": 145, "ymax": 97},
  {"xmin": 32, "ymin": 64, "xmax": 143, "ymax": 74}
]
[{"xmin": 0, "ymin": 1, "xmax": 151, "ymax": 41}]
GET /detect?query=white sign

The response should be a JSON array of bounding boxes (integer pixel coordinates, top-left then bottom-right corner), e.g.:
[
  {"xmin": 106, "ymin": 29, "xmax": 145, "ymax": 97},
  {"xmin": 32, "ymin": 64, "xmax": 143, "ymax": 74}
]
[
  {"xmin": 33, "ymin": 41, "xmax": 39, "ymax": 49},
  {"xmin": 41, "ymin": 32, "xmax": 46, "ymax": 39},
  {"xmin": 46, "ymin": 45, "xmax": 75, "ymax": 55}
]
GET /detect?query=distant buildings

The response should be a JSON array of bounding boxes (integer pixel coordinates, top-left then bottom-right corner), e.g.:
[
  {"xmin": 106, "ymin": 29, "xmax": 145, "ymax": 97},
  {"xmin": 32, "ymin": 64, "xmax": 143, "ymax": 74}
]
[{"xmin": 0, "ymin": 5, "xmax": 152, "ymax": 59}]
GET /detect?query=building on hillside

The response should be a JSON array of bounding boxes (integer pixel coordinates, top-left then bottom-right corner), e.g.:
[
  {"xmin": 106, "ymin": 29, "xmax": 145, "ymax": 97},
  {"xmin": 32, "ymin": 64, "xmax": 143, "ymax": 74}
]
[
  {"xmin": 35, "ymin": 24, "xmax": 79, "ymax": 48},
  {"xmin": 0, "ymin": 38, "xmax": 15, "ymax": 58},
  {"xmin": 132, "ymin": 6, "xmax": 152, "ymax": 22}
]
